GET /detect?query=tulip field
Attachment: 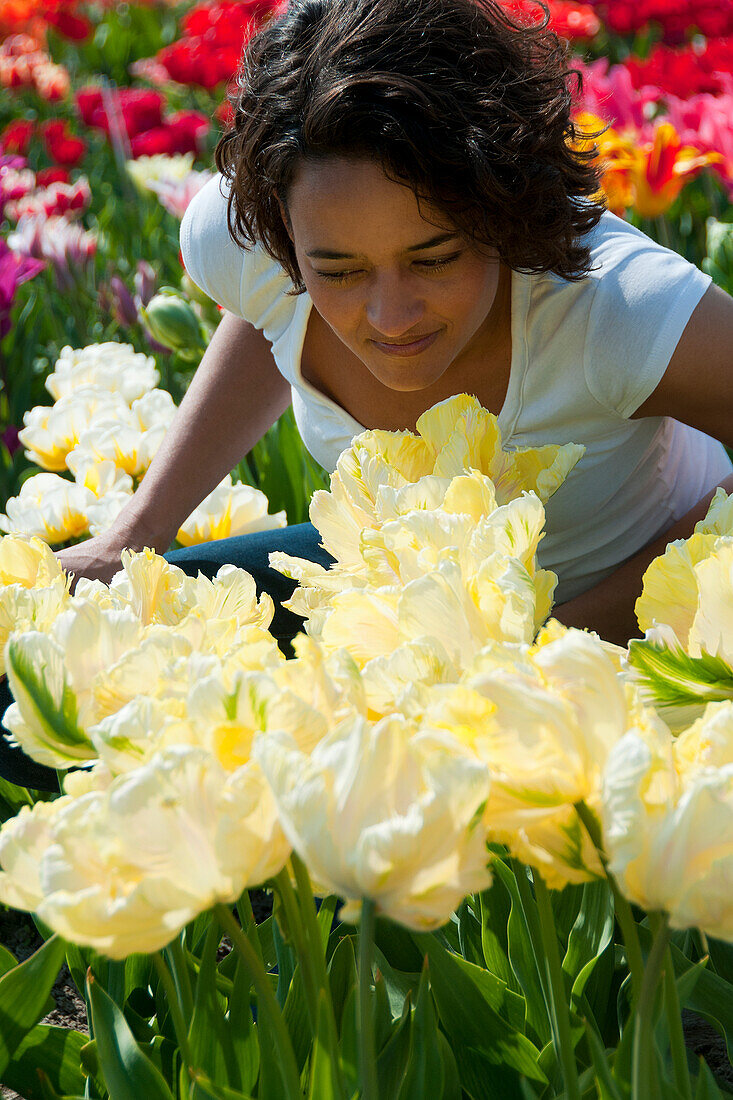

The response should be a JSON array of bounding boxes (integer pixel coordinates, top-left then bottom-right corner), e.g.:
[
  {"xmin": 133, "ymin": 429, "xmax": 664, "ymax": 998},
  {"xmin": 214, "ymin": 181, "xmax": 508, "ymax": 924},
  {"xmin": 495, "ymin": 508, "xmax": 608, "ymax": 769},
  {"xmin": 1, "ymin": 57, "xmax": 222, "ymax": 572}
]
[{"xmin": 2, "ymin": 1, "xmax": 733, "ymax": 1098}]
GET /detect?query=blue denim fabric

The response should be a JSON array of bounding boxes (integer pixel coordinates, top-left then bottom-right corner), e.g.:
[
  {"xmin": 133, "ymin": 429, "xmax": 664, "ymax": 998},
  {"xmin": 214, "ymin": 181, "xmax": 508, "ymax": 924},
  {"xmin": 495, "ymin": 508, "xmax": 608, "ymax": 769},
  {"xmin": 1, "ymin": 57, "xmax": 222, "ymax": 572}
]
[{"xmin": 0, "ymin": 523, "xmax": 333, "ymax": 792}]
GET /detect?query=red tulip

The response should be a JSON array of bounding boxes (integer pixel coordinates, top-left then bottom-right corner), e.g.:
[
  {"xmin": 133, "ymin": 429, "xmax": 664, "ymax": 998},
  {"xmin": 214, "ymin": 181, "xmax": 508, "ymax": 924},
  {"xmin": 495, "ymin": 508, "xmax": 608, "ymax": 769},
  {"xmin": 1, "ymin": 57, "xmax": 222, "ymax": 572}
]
[
  {"xmin": 41, "ymin": 118, "xmax": 87, "ymax": 166},
  {"xmin": 35, "ymin": 166, "xmax": 69, "ymax": 187},
  {"xmin": 129, "ymin": 127, "xmax": 178, "ymax": 159},
  {"xmin": 165, "ymin": 110, "xmax": 210, "ymax": 154},
  {"xmin": 0, "ymin": 119, "xmax": 34, "ymax": 156},
  {"xmin": 43, "ymin": 8, "xmax": 91, "ymax": 41}
]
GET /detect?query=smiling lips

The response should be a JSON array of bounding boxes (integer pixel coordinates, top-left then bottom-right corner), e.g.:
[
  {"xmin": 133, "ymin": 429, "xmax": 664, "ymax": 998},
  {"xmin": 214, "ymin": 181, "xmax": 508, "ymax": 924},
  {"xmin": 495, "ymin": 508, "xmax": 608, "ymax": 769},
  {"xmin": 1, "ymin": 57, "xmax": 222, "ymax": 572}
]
[{"xmin": 370, "ymin": 330, "xmax": 441, "ymax": 356}]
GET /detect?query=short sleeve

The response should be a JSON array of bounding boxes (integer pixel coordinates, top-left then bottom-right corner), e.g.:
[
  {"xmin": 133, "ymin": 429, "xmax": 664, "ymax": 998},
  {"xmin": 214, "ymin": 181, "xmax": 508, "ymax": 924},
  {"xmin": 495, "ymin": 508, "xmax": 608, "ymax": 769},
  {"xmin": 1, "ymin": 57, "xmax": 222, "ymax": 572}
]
[
  {"xmin": 582, "ymin": 224, "xmax": 713, "ymax": 419},
  {"xmin": 179, "ymin": 173, "xmax": 298, "ymax": 345}
]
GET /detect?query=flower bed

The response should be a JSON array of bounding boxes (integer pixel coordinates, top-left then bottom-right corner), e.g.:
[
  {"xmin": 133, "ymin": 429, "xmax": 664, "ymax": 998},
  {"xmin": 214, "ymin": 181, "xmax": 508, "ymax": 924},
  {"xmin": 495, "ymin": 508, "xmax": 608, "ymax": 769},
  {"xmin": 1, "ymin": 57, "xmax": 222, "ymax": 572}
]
[{"xmin": 0, "ymin": 2, "xmax": 732, "ymax": 1099}]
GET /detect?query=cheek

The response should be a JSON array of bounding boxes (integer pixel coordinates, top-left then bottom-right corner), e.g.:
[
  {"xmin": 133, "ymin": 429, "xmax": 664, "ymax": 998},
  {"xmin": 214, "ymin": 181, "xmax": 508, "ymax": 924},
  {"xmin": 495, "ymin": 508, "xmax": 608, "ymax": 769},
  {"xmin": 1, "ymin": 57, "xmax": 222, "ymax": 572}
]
[
  {"xmin": 444, "ymin": 268, "xmax": 500, "ymax": 325},
  {"xmin": 308, "ymin": 288, "xmax": 359, "ymax": 335}
]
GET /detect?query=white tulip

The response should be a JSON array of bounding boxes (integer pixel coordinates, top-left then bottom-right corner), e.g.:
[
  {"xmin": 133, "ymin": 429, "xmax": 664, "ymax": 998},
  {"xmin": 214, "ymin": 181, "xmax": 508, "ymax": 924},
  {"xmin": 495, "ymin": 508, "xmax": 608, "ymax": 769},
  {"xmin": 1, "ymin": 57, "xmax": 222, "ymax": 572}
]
[
  {"xmin": 255, "ymin": 713, "xmax": 491, "ymax": 930},
  {"xmin": 177, "ymin": 476, "xmax": 286, "ymax": 547},
  {"xmin": 45, "ymin": 343, "xmax": 159, "ymax": 404}
]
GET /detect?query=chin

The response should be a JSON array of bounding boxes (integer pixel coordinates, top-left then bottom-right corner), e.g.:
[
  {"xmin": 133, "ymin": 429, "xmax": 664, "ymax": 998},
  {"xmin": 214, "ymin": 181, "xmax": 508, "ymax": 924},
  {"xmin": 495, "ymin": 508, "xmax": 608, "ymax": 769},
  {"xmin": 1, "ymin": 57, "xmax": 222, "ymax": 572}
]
[{"xmin": 366, "ymin": 359, "xmax": 448, "ymax": 393}]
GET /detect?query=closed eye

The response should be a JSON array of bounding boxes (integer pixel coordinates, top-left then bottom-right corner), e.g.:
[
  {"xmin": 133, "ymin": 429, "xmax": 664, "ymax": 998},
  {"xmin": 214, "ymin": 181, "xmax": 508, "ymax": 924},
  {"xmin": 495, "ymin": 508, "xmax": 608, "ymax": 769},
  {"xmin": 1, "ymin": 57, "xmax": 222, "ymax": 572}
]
[{"xmin": 314, "ymin": 252, "xmax": 464, "ymax": 284}]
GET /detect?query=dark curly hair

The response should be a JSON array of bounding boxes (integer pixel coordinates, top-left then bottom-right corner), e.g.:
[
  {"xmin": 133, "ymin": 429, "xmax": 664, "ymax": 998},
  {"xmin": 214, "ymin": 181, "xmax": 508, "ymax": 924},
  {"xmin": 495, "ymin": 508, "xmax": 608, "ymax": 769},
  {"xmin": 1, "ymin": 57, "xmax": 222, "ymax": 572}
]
[{"xmin": 215, "ymin": 0, "xmax": 606, "ymax": 293}]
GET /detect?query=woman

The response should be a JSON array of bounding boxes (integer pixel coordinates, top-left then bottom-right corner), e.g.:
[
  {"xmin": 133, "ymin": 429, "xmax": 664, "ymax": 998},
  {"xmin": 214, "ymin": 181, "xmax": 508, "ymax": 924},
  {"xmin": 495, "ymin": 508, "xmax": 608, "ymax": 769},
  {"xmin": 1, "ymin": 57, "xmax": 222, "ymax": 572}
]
[{"xmin": 4, "ymin": 0, "xmax": 733, "ymax": 789}]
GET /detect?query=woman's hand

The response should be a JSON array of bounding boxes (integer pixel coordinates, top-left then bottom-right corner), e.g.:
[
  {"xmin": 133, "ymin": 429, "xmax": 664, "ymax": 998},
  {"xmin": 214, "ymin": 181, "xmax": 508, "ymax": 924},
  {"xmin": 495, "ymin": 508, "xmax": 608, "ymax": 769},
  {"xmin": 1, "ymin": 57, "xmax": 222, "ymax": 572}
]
[{"xmin": 54, "ymin": 526, "xmax": 155, "ymax": 592}]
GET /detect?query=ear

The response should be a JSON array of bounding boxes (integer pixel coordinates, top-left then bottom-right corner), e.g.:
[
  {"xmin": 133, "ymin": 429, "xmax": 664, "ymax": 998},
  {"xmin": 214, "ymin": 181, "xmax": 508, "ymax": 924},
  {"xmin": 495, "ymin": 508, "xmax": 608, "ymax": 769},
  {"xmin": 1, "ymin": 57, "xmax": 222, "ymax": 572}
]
[{"xmin": 276, "ymin": 193, "xmax": 294, "ymax": 242}]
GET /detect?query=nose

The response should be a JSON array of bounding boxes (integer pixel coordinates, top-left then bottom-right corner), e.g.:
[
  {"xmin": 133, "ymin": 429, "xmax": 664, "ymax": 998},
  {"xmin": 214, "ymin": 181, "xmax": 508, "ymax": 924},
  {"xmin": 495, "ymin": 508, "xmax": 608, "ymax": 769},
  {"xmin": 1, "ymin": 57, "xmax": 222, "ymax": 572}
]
[{"xmin": 365, "ymin": 273, "xmax": 426, "ymax": 340}]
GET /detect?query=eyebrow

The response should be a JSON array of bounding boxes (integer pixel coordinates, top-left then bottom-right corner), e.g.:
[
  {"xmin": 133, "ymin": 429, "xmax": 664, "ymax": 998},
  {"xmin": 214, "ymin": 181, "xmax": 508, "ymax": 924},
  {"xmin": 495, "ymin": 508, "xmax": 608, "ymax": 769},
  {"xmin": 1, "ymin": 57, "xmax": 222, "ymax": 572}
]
[{"xmin": 305, "ymin": 232, "xmax": 460, "ymax": 260}]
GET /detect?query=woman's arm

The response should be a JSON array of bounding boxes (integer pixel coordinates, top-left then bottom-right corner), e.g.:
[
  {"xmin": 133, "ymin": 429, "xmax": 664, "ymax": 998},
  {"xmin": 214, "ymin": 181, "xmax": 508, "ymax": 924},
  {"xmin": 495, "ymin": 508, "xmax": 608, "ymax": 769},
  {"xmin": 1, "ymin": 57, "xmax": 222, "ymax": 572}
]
[
  {"xmin": 55, "ymin": 311, "xmax": 292, "ymax": 582},
  {"xmin": 553, "ymin": 470, "xmax": 733, "ymax": 645},
  {"xmin": 554, "ymin": 281, "xmax": 733, "ymax": 645}
]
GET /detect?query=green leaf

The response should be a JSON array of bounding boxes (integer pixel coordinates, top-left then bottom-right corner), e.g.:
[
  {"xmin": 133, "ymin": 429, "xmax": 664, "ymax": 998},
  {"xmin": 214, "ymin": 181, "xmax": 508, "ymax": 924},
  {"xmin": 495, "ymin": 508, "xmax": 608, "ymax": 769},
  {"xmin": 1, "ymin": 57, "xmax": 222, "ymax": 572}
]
[
  {"xmin": 375, "ymin": 996, "xmax": 412, "ymax": 1098},
  {"xmin": 374, "ymin": 969, "xmax": 396, "ymax": 1052},
  {"xmin": 65, "ymin": 944, "xmax": 109, "ymax": 1006},
  {"xmin": 255, "ymin": 916, "xmax": 278, "ymax": 974},
  {"xmin": 272, "ymin": 917, "xmax": 296, "ymax": 1010},
  {"xmin": 583, "ymin": 1021, "xmax": 624, "ymax": 1100},
  {"xmin": 188, "ymin": 1070, "xmax": 255, "ymax": 1100},
  {"xmin": 372, "ymin": 945, "xmax": 419, "ymax": 1021},
  {"xmin": 491, "ymin": 860, "xmax": 550, "ymax": 1044},
  {"xmin": 123, "ymin": 954, "xmax": 155, "ymax": 1007},
  {"xmin": 397, "ymin": 962, "xmax": 444, "ymax": 1100},
  {"xmin": 437, "ymin": 1030, "xmax": 462, "ymax": 1100},
  {"xmin": 639, "ymin": 926, "xmax": 733, "ymax": 1063},
  {"xmin": 451, "ymin": 1042, "xmax": 540, "ymax": 1100},
  {"xmin": 328, "ymin": 935, "xmax": 357, "ymax": 1032},
  {"xmin": 676, "ymin": 957, "xmax": 709, "ymax": 1009},
  {"xmin": 456, "ymin": 898, "xmax": 485, "ymax": 968},
  {"xmin": 338, "ymin": 986, "xmax": 359, "ymax": 1097},
  {"xmin": 228, "ymin": 951, "xmax": 259, "ymax": 1094},
  {"xmin": 254, "ymin": 997, "xmax": 282, "ymax": 1100},
  {"xmin": 563, "ymin": 881, "xmax": 614, "ymax": 988},
  {"xmin": 188, "ymin": 921, "xmax": 237, "ymax": 1084},
  {"xmin": 87, "ymin": 970, "xmax": 175, "ymax": 1100},
  {"xmin": 0, "ymin": 776, "xmax": 36, "ymax": 820},
  {"xmin": 306, "ymin": 989, "xmax": 339, "ymax": 1100},
  {"xmin": 707, "ymin": 936, "xmax": 733, "ymax": 987},
  {"xmin": 316, "ymin": 897, "xmax": 339, "ymax": 954},
  {"xmin": 582, "ymin": 940, "xmax": 618, "ymax": 1045},
  {"xmin": 479, "ymin": 881, "xmax": 520, "ymax": 993},
  {"xmin": 627, "ymin": 638, "xmax": 733, "ymax": 708},
  {"xmin": 414, "ymin": 933, "xmax": 546, "ymax": 1088},
  {"xmin": 6, "ymin": 633, "xmax": 93, "ymax": 753},
  {"xmin": 374, "ymin": 918, "xmax": 424, "ymax": 975},
  {"xmin": 1, "ymin": 1025, "xmax": 87, "ymax": 1100},
  {"xmin": 78, "ymin": 1036, "xmax": 111, "ymax": 1097},
  {"xmin": 34, "ymin": 1071, "xmax": 87, "ymax": 1100},
  {"xmin": 282, "ymin": 962, "xmax": 312, "ymax": 1071},
  {"xmin": 564, "ymin": 880, "xmax": 615, "ymax": 1026},
  {"xmin": 550, "ymin": 884, "xmax": 585, "ymax": 951},
  {"xmin": 694, "ymin": 1059, "xmax": 725, "ymax": 1100},
  {"xmin": 0, "ymin": 942, "xmax": 17, "ymax": 978},
  {"xmin": 0, "ymin": 933, "xmax": 66, "ymax": 1076}
]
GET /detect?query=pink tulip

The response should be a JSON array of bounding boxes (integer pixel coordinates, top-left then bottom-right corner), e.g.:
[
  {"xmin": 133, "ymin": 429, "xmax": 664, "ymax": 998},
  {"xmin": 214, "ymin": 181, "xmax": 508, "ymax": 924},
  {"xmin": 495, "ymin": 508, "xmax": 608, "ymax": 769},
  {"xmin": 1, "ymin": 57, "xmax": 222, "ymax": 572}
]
[
  {"xmin": 0, "ymin": 238, "xmax": 45, "ymax": 339},
  {"xmin": 574, "ymin": 57, "xmax": 659, "ymax": 137},
  {"xmin": 133, "ymin": 260, "xmax": 157, "ymax": 308},
  {"xmin": 8, "ymin": 214, "xmax": 96, "ymax": 294},
  {"xmin": 663, "ymin": 92, "xmax": 733, "ymax": 196}
]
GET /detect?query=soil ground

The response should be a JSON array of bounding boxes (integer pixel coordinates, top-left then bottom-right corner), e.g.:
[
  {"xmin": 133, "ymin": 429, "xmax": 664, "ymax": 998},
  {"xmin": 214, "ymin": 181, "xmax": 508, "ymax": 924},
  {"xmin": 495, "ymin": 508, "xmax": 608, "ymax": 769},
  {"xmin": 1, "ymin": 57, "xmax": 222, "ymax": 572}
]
[{"xmin": 0, "ymin": 897, "xmax": 730, "ymax": 1099}]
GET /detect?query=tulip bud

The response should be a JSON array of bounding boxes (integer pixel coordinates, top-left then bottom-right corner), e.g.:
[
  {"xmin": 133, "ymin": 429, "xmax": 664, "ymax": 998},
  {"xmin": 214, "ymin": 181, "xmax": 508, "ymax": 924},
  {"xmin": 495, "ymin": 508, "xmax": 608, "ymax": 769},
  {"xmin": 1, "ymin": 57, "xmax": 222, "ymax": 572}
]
[
  {"xmin": 139, "ymin": 289, "xmax": 206, "ymax": 361},
  {"xmin": 133, "ymin": 260, "xmax": 157, "ymax": 307},
  {"xmin": 109, "ymin": 276, "xmax": 138, "ymax": 328}
]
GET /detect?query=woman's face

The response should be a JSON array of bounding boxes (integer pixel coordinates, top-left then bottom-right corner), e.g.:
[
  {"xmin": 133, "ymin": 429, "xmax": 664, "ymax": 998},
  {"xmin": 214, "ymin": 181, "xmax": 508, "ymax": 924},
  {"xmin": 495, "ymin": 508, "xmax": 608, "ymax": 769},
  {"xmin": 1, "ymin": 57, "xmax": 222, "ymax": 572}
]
[{"xmin": 283, "ymin": 156, "xmax": 507, "ymax": 393}]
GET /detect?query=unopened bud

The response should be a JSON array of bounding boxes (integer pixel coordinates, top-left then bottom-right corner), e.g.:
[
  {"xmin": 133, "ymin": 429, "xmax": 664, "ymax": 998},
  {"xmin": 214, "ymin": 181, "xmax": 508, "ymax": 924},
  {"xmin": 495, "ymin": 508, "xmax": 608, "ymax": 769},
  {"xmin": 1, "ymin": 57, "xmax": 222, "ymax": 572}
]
[{"xmin": 140, "ymin": 289, "xmax": 205, "ymax": 361}]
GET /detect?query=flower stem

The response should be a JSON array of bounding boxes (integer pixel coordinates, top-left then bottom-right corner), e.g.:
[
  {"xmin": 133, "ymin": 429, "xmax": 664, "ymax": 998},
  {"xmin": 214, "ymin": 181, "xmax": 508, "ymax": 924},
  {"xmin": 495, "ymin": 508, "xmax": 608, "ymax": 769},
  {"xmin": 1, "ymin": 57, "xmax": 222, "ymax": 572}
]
[
  {"xmin": 153, "ymin": 952, "xmax": 192, "ymax": 1070},
  {"xmin": 359, "ymin": 898, "xmax": 378, "ymax": 1100},
  {"xmin": 533, "ymin": 873, "xmax": 582, "ymax": 1100},
  {"xmin": 663, "ymin": 939, "xmax": 692, "ymax": 1100},
  {"xmin": 215, "ymin": 903, "xmax": 303, "ymax": 1100},
  {"xmin": 574, "ymin": 799, "xmax": 644, "ymax": 1007},
  {"xmin": 632, "ymin": 911, "xmax": 670, "ymax": 1099}
]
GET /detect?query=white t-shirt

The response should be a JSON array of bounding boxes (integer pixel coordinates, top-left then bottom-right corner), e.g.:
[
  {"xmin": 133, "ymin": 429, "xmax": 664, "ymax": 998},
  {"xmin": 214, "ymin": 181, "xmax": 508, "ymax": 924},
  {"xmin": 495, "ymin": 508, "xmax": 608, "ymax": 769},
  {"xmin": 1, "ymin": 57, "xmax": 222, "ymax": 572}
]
[{"xmin": 181, "ymin": 174, "xmax": 732, "ymax": 602}]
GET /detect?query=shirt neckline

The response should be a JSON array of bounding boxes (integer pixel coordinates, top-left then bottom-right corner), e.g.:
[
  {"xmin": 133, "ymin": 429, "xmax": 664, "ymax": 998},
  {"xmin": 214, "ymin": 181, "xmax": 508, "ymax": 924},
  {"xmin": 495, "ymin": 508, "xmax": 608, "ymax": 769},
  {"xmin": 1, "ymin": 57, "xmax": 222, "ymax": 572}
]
[{"xmin": 287, "ymin": 268, "xmax": 530, "ymax": 441}]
